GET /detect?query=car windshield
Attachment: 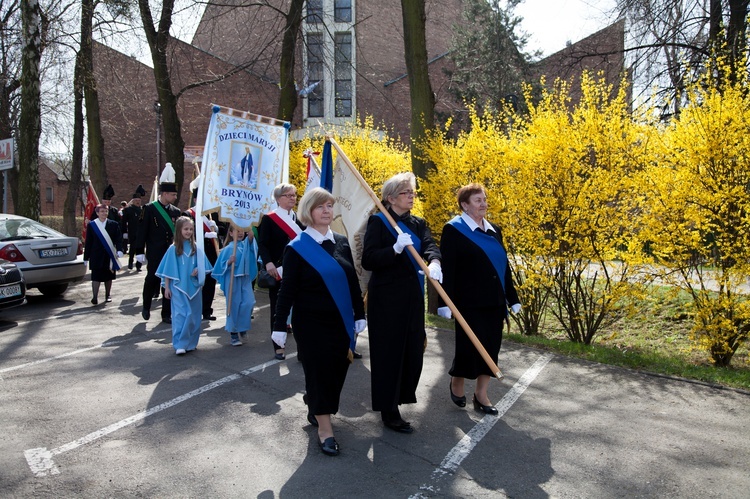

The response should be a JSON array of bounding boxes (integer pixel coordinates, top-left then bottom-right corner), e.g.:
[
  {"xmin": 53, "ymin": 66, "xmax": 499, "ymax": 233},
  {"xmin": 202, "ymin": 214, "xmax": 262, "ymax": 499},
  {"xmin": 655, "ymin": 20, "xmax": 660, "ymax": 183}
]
[{"xmin": 0, "ymin": 218, "xmax": 60, "ymax": 241}]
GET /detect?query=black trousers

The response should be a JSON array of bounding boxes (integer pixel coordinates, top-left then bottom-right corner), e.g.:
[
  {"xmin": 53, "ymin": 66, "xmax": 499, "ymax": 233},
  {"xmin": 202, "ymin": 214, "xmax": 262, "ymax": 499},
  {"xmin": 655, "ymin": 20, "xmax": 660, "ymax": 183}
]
[
  {"xmin": 142, "ymin": 270, "xmax": 171, "ymax": 320},
  {"xmin": 202, "ymin": 274, "xmax": 216, "ymax": 318}
]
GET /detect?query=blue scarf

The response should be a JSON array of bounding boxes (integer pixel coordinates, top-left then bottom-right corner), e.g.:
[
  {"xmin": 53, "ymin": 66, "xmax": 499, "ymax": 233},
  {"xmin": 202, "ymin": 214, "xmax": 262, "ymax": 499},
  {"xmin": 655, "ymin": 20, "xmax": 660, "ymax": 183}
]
[
  {"xmin": 376, "ymin": 212, "xmax": 424, "ymax": 294},
  {"xmin": 447, "ymin": 216, "xmax": 507, "ymax": 294},
  {"xmin": 289, "ymin": 232, "xmax": 356, "ymax": 350}
]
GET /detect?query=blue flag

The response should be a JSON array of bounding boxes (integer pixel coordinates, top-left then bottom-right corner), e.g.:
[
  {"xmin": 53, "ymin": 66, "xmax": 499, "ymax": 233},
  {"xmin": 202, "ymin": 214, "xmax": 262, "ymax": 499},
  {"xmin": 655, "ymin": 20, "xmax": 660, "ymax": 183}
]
[{"xmin": 320, "ymin": 140, "xmax": 333, "ymax": 192}]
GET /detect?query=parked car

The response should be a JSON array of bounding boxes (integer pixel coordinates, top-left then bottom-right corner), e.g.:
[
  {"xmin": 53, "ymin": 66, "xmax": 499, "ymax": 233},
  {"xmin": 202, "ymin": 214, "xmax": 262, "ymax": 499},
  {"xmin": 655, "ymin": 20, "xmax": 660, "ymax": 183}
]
[
  {"xmin": 0, "ymin": 259, "xmax": 26, "ymax": 310},
  {"xmin": 0, "ymin": 214, "xmax": 86, "ymax": 296}
]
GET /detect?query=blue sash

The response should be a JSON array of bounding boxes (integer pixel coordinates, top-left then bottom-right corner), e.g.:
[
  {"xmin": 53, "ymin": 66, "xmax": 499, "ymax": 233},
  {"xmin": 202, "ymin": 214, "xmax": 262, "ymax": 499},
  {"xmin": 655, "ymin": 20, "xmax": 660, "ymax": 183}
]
[
  {"xmin": 447, "ymin": 216, "xmax": 507, "ymax": 294},
  {"xmin": 289, "ymin": 232, "xmax": 356, "ymax": 350},
  {"xmin": 90, "ymin": 220, "xmax": 120, "ymax": 272},
  {"xmin": 375, "ymin": 212, "xmax": 424, "ymax": 294}
]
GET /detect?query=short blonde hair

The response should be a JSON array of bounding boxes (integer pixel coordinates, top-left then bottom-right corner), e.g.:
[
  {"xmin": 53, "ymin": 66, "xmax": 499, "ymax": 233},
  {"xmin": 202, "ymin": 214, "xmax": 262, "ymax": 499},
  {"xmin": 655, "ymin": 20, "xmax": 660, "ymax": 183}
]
[
  {"xmin": 273, "ymin": 183, "xmax": 297, "ymax": 201},
  {"xmin": 381, "ymin": 172, "xmax": 416, "ymax": 207},
  {"xmin": 297, "ymin": 187, "xmax": 335, "ymax": 226}
]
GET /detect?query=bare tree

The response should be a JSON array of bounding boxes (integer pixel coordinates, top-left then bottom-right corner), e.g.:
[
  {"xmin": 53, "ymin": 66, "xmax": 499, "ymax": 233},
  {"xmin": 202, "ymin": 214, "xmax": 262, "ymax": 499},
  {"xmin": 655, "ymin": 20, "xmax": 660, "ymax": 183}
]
[{"xmin": 401, "ymin": 0, "xmax": 434, "ymax": 179}]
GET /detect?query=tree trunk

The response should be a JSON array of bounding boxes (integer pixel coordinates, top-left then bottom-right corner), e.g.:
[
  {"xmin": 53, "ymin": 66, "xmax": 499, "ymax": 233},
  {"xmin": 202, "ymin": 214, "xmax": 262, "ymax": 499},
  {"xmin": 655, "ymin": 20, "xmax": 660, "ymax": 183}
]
[
  {"xmin": 80, "ymin": 0, "xmax": 107, "ymax": 195},
  {"xmin": 401, "ymin": 0, "xmax": 435, "ymax": 180},
  {"xmin": 139, "ymin": 0, "xmax": 185, "ymax": 204},
  {"xmin": 17, "ymin": 0, "xmax": 42, "ymax": 220},
  {"xmin": 65, "ymin": 51, "xmax": 85, "ymax": 237},
  {"xmin": 277, "ymin": 0, "xmax": 304, "ymax": 122},
  {"xmin": 726, "ymin": 0, "xmax": 749, "ymax": 83}
]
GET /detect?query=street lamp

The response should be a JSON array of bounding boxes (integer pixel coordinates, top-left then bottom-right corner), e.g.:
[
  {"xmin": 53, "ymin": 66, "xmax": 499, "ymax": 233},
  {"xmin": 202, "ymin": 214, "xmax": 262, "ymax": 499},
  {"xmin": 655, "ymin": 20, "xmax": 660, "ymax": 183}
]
[{"xmin": 153, "ymin": 101, "xmax": 162, "ymax": 177}]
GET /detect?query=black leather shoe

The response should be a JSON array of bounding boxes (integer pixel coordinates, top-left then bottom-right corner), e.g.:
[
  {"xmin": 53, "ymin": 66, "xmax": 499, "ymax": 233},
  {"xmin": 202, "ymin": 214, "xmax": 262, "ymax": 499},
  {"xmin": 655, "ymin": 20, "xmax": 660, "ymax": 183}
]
[
  {"xmin": 319, "ymin": 437, "xmax": 339, "ymax": 456},
  {"xmin": 162, "ymin": 317, "xmax": 172, "ymax": 325},
  {"xmin": 91, "ymin": 298, "xmax": 98, "ymax": 305},
  {"xmin": 450, "ymin": 380, "xmax": 466, "ymax": 407},
  {"xmin": 141, "ymin": 308, "xmax": 150, "ymax": 320},
  {"xmin": 203, "ymin": 315, "xmax": 217, "ymax": 321},
  {"xmin": 352, "ymin": 351, "xmax": 362, "ymax": 359},
  {"xmin": 307, "ymin": 411, "xmax": 318, "ymax": 427},
  {"xmin": 105, "ymin": 296, "xmax": 112, "ymax": 303},
  {"xmin": 472, "ymin": 395, "xmax": 498, "ymax": 415},
  {"xmin": 274, "ymin": 351, "xmax": 285, "ymax": 360},
  {"xmin": 382, "ymin": 411, "xmax": 414, "ymax": 434}
]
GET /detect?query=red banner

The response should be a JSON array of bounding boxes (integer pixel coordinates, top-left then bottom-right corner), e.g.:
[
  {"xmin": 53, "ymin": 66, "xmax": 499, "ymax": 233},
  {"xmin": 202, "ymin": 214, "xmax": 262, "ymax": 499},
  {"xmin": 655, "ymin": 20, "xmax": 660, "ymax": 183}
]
[{"xmin": 82, "ymin": 181, "xmax": 99, "ymax": 241}]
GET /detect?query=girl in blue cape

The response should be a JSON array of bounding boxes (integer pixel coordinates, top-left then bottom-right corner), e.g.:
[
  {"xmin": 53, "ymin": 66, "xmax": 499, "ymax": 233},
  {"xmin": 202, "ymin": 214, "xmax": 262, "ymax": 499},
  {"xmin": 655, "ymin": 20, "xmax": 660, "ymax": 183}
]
[
  {"xmin": 213, "ymin": 225, "xmax": 258, "ymax": 346},
  {"xmin": 156, "ymin": 216, "xmax": 213, "ymax": 355}
]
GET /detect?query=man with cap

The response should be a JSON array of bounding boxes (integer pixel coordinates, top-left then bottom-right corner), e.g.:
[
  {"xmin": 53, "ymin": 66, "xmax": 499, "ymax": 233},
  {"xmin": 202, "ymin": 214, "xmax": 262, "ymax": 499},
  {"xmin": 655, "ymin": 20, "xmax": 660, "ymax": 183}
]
[
  {"xmin": 134, "ymin": 163, "xmax": 182, "ymax": 323},
  {"xmin": 89, "ymin": 184, "xmax": 121, "ymax": 223},
  {"xmin": 121, "ymin": 184, "xmax": 147, "ymax": 271}
]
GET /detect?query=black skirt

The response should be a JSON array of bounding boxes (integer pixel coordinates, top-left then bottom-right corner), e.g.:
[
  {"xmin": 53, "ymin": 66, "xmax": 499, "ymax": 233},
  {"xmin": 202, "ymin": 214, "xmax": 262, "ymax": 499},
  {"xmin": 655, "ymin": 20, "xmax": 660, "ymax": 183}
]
[{"xmin": 449, "ymin": 306, "xmax": 504, "ymax": 379}]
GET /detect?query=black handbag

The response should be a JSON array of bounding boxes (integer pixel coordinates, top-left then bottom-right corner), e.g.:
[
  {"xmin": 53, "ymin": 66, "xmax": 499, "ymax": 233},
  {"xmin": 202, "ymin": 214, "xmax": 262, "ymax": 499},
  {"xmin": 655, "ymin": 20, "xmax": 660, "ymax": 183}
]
[{"xmin": 257, "ymin": 269, "xmax": 279, "ymax": 289}]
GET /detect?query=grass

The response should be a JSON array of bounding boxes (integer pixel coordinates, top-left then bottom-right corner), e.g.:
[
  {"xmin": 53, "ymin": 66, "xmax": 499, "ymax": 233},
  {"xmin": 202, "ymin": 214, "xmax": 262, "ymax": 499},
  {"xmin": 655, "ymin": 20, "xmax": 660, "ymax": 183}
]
[{"xmin": 426, "ymin": 289, "xmax": 750, "ymax": 391}]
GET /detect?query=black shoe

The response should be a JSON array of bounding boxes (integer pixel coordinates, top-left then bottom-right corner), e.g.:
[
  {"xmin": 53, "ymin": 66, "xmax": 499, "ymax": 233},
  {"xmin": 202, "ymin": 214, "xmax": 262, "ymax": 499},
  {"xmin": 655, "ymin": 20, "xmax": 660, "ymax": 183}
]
[
  {"xmin": 128, "ymin": 264, "xmax": 133, "ymax": 270},
  {"xmin": 105, "ymin": 295, "xmax": 112, "ymax": 303},
  {"xmin": 472, "ymin": 395, "xmax": 498, "ymax": 415},
  {"xmin": 382, "ymin": 410, "xmax": 414, "ymax": 434},
  {"xmin": 141, "ymin": 308, "xmax": 150, "ymax": 320},
  {"xmin": 352, "ymin": 351, "xmax": 362, "ymax": 359},
  {"xmin": 203, "ymin": 315, "xmax": 217, "ymax": 321},
  {"xmin": 307, "ymin": 411, "xmax": 318, "ymax": 427},
  {"xmin": 274, "ymin": 351, "xmax": 285, "ymax": 360},
  {"xmin": 319, "ymin": 437, "xmax": 339, "ymax": 456},
  {"xmin": 449, "ymin": 380, "xmax": 466, "ymax": 407},
  {"xmin": 91, "ymin": 298, "xmax": 98, "ymax": 305},
  {"xmin": 162, "ymin": 317, "xmax": 172, "ymax": 325}
]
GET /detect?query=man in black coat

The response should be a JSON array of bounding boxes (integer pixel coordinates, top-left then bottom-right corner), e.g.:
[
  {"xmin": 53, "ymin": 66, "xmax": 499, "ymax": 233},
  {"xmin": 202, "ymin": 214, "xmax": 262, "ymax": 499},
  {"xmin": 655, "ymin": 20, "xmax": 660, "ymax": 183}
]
[
  {"xmin": 121, "ymin": 185, "xmax": 146, "ymax": 271},
  {"xmin": 134, "ymin": 165, "xmax": 181, "ymax": 323}
]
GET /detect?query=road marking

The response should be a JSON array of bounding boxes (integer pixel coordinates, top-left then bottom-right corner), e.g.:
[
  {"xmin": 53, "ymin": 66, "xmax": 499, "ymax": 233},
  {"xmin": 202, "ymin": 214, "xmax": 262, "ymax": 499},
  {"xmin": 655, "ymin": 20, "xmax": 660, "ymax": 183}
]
[
  {"xmin": 24, "ymin": 352, "xmax": 297, "ymax": 477},
  {"xmin": 0, "ymin": 304, "xmax": 270, "ymax": 375},
  {"xmin": 411, "ymin": 353, "xmax": 553, "ymax": 498}
]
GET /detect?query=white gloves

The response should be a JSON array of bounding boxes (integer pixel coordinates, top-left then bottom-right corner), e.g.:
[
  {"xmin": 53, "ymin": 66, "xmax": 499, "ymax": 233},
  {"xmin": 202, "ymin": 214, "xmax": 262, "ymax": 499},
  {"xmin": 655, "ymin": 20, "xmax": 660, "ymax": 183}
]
[
  {"xmin": 427, "ymin": 261, "xmax": 442, "ymax": 283},
  {"xmin": 510, "ymin": 303, "xmax": 522, "ymax": 314},
  {"xmin": 123, "ymin": 233, "xmax": 128, "ymax": 240},
  {"xmin": 205, "ymin": 231, "xmax": 218, "ymax": 239},
  {"xmin": 354, "ymin": 319, "xmax": 367, "ymax": 334},
  {"xmin": 207, "ymin": 220, "xmax": 218, "ymax": 232},
  {"xmin": 393, "ymin": 233, "xmax": 413, "ymax": 254},
  {"xmin": 117, "ymin": 251, "xmax": 124, "ymax": 258},
  {"xmin": 437, "ymin": 306, "xmax": 452, "ymax": 319},
  {"xmin": 271, "ymin": 331, "xmax": 287, "ymax": 348},
  {"xmin": 136, "ymin": 254, "xmax": 146, "ymax": 264}
]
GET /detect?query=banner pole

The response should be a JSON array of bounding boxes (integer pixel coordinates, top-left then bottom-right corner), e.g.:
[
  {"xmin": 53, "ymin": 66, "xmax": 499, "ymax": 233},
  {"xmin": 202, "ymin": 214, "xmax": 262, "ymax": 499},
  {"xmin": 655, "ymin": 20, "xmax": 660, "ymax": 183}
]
[{"xmin": 327, "ymin": 137, "xmax": 504, "ymax": 380}]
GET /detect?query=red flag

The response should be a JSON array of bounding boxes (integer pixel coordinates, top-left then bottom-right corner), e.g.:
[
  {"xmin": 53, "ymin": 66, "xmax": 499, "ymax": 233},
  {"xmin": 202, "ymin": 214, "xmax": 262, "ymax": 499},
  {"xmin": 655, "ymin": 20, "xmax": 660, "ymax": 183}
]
[{"xmin": 82, "ymin": 181, "xmax": 99, "ymax": 241}]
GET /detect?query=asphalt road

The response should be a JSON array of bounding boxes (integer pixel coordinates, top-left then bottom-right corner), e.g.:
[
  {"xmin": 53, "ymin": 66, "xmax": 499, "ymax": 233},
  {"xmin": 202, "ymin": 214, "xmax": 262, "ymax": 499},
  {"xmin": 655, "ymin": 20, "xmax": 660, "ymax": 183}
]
[{"xmin": 1, "ymin": 269, "xmax": 749, "ymax": 498}]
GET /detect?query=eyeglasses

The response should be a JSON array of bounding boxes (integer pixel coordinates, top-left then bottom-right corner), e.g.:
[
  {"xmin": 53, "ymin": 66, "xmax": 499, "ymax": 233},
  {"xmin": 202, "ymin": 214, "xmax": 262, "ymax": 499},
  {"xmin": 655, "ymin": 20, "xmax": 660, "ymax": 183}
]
[
  {"xmin": 280, "ymin": 193, "xmax": 297, "ymax": 198},
  {"xmin": 397, "ymin": 190, "xmax": 417, "ymax": 197}
]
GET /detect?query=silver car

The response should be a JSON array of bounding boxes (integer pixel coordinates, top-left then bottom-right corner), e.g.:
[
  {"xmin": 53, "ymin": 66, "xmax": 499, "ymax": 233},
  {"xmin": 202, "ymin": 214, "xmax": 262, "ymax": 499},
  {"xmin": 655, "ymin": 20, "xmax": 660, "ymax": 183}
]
[{"xmin": 0, "ymin": 214, "xmax": 86, "ymax": 296}]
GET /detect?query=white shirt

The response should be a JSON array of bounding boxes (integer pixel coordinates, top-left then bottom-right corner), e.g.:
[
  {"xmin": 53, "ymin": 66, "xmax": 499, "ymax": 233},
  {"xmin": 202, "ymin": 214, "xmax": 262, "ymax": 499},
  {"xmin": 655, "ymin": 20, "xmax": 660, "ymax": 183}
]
[
  {"xmin": 461, "ymin": 212, "xmax": 497, "ymax": 233},
  {"xmin": 304, "ymin": 226, "xmax": 336, "ymax": 244},
  {"xmin": 273, "ymin": 207, "xmax": 302, "ymax": 235}
]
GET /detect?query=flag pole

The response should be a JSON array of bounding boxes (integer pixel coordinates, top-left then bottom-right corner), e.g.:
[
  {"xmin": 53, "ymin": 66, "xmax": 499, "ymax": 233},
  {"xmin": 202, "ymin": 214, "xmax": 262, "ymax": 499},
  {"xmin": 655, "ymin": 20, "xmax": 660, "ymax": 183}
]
[
  {"xmin": 226, "ymin": 224, "xmax": 239, "ymax": 316},
  {"xmin": 327, "ymin": 137, "xmax": 504, "ymax": 380}
]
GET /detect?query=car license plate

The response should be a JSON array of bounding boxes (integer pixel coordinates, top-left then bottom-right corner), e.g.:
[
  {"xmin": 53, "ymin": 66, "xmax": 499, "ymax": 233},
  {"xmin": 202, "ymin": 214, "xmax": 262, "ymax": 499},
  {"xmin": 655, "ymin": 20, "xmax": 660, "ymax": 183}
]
[
  {"xmin": 39, "ymin": 248, "xmax": 68, "ymax": 258},
  {"xmin": 0, "ymin": 284, "xmax": 21, "ymax": 297}
]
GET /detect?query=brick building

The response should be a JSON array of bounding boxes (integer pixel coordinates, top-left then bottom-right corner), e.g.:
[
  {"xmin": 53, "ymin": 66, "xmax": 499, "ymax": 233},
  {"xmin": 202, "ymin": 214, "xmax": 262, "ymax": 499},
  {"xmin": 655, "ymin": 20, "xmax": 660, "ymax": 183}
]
[{"xmin": 81, "ymin": 3, "xmax": 625, "ymax": 215}]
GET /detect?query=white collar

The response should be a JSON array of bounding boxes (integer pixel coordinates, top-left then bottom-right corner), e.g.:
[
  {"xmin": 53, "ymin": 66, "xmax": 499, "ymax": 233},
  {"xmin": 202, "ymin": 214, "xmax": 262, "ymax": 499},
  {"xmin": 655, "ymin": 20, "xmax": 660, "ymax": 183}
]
[
  {"xmin": 304, "ymin": 226, "xmax": 335, "ymax": 244},
  {"xmin": 461, "ymin": 212, "xmax": 496, "ymax": 233},
  {"xmin": 273, "ymin": 207, "xmax": 296, "ymax": 220}
]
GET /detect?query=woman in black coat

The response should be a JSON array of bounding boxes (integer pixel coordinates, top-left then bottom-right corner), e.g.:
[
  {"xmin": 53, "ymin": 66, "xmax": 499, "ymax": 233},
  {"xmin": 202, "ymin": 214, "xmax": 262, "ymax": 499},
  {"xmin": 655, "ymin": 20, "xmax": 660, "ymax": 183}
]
[
  {"xmin": 361, "ymin": 172, "xmax": 442, "ymax": 433},
  {"xmin": 439, "ymin": 183, "xmax": 521, "ymax": 415},
  {"xmin": 84, "ymin": 204, "xmax": 124, "ymax": 305},
  {"xmin": 258, "ymin": 183, "xmax": 304, "ymax": 360},
  {"xmin": 272, "ymin": 188, "xmax": 366, "ymax": 456}
]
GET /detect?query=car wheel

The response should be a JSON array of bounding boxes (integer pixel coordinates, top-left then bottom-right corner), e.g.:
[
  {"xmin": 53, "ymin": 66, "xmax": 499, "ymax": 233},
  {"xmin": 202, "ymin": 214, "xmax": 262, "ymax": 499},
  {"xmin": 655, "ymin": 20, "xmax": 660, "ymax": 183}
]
[{"xmin": 37, "ymin": 283, "xmax": 69, "ymax": 297}]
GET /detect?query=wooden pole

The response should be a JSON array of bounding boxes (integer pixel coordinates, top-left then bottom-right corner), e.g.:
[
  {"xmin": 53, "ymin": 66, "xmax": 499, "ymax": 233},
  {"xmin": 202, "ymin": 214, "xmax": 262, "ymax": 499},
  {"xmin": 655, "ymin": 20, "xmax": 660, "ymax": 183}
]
[
  {"xmin": 327, "ymin": 137, "xmax": 504, "ymax": 380},
  {"xmin": 225, "ymin": 225, "xmax": 239, "ymax": 316}
]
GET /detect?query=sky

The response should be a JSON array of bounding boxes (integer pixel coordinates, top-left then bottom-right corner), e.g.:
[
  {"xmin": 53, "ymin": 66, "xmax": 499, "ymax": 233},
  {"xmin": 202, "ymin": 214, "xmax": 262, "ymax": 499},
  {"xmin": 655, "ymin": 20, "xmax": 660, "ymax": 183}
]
[{"xmin": 514, "ymin": 0, "xmax": 619, "ymax": 57}]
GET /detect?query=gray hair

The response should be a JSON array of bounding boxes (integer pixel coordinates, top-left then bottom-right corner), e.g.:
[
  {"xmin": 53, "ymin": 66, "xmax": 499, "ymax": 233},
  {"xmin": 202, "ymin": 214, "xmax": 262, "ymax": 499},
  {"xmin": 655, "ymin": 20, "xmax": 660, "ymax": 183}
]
[
  {"xmin": 381, "ymin": 172, "xmax": 416, "ymax": 207},
  {"xmin": 297, "ymin": 187, "xmax": 335, "ymax": 226},
  {"xmin": 273, "ymin": 183, "xmax": 297, "ymax": 201}
]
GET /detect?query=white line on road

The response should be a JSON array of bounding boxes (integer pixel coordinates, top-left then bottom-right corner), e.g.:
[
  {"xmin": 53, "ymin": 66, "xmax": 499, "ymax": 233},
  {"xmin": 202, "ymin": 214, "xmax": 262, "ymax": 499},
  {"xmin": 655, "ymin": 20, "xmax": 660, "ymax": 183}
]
[
  {"xmin": 24, "ymin": 351, "xmax": 296, "ymax": 477},
  {"xmin": 411, "ymin": 353, "xmax": 553, "ymax": 498}
]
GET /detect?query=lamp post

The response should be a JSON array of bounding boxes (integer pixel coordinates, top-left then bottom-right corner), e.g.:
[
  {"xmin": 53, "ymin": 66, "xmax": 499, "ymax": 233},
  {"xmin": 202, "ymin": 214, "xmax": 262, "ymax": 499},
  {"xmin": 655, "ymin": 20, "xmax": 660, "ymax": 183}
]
[{"xmin": 153, "ymin": 101, "xmax": 162, "ymax": 177}]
